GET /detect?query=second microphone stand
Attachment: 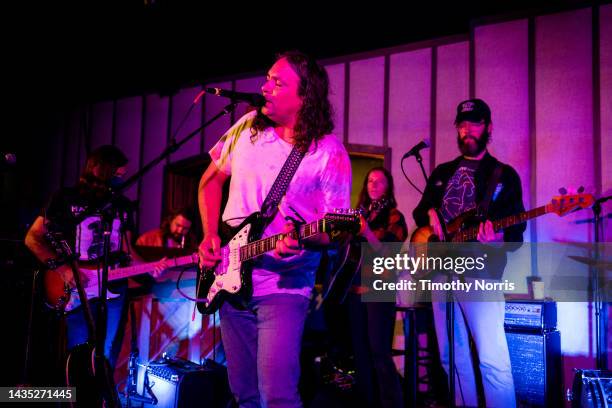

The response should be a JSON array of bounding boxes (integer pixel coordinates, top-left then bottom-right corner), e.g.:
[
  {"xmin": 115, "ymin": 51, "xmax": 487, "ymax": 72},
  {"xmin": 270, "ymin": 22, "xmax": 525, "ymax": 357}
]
[
  {"xmin": 404, "ymin": 151, "xmax": 457, "ymax": 408},
  {"xmin": 105, "ymin": 100, "xmax": 242, "ymax": 405}
]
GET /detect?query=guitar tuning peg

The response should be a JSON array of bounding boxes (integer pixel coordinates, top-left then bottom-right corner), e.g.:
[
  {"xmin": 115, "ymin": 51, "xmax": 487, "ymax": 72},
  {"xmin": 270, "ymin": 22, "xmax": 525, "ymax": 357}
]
[
  {"xmin": 558, "ymin": 187, "xmax": 568, "ymax": 195},
  {"xmin": 578, "ymin": 186, "xmax": 584, "ymax": 193}
]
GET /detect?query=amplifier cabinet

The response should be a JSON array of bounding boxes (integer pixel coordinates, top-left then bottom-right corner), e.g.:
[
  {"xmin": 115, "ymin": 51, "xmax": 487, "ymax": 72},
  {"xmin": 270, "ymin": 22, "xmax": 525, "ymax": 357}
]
[
  {"xmin": 506, "ymin": 329, "xmax": 562, "ymax": 408},
  {"xmin": 143, "ymin": 358, "xmax": 231, "ymax": 408}
]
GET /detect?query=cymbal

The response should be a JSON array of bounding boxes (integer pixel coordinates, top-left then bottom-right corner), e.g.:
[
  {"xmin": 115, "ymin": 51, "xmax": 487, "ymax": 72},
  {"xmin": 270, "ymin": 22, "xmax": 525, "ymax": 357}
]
[{"xmin": 568, "ymin": 255, "xmax": 612, "ymax": 270}]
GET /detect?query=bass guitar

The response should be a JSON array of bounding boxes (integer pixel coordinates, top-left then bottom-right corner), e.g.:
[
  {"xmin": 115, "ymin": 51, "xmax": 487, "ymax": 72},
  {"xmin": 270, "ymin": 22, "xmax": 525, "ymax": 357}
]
[
  {"xmin": 409, "ymin": 193, "xmax": 594, "ymax": 277},
  {"xmin": 411, "ymin": 193, "xmax": 593, "ymax": 243}
]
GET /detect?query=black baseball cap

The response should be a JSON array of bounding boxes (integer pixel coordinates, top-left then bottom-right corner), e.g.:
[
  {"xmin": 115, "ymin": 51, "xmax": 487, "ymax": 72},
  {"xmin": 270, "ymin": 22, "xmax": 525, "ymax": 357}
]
[{"xmin": 455, "ymin": 98, "xmax": 491, "ymax": 124}]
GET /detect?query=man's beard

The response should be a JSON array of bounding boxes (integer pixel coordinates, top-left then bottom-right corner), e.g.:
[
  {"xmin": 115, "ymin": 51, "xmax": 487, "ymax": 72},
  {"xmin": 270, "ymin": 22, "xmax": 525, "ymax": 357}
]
[{"xmin": 457, "ymin": 130, "xmax": 490, "ymax": 157}]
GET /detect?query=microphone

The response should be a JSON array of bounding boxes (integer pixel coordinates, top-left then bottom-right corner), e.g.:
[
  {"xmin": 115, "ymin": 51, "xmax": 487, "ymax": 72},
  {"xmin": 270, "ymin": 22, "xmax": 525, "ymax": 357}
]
[
  {"xmin": 205, "ymin": 88, "xmax": 266, "ymax": 107},
  {"xmin": 1, "ymin": 152, "xmax": 16, "ymax": 169},
  {"xmin": 402, "ymin": 140, "xmax": 430, "ymax": 159}
]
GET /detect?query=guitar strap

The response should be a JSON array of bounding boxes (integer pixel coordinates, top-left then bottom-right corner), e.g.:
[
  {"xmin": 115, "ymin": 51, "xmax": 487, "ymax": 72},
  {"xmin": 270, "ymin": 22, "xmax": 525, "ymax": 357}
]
[
  {"xmin": 260, "ymin": 144, "xmax": 307, "ymax": 228},
  {"xmin": 478, "ymin": 163, "xmax": 503, "ymax": 218}
]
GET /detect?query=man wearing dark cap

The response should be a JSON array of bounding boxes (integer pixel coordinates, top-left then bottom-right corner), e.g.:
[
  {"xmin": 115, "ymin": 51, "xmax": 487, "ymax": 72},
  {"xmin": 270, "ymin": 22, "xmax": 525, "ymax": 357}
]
[{"xmin": 413, "ymin": 99, "xmax": 525, "ymax": 407}]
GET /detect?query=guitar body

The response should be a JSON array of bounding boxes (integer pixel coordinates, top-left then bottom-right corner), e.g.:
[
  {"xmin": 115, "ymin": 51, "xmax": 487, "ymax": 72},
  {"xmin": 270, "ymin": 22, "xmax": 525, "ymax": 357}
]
[
  {"xmin": 322, "ymin": 240, "xmax": 361, "ymax": 304},
  {"xmin": 410, "ymin": 209, "xmax": 481, "ymax": 244},
  {"xmin": 409, "ymin": 210, "xmax": 483, "ymax": 279},
  {"xmin": 196, "ymin": 209, "xmax": 362, "ymax": 314},
  {"xmin": 196, "ymin": 212, "xmax": 264, "ymax": 315},
  {"xmin": 43, "ymin": 269, "xmax": 121, "ymax": 312}
]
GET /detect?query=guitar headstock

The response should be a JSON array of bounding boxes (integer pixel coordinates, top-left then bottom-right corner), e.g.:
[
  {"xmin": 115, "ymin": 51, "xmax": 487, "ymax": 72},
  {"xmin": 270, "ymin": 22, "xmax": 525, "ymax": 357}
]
[
  {"xmin": 370, "ymin": 198, "xmax": 390, "ymax": 212},
  {"xmin": 324, "ymin": 209, "xmax": 362, "ymax": 234},
  {"xmin": 549, "ymin": 193, "xmax": 594, "ymax": 216}
]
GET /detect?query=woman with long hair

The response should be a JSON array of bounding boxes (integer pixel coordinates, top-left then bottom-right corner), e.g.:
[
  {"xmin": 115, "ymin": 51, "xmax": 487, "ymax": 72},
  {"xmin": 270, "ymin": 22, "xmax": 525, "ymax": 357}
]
[{"xmin": 349, "ymin": 166, "xmax": 408, "ymax": 408}]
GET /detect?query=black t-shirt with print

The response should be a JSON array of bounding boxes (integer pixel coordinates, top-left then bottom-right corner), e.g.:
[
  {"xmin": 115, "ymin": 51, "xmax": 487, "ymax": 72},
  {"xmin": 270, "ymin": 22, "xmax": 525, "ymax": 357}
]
[
  {"xmin": 439, "ymin": 158, "xmax": 479, "ymax": 223},
  {"xmin": 42, "ymin": 185, "xmax": 135, "ymax": 265}
]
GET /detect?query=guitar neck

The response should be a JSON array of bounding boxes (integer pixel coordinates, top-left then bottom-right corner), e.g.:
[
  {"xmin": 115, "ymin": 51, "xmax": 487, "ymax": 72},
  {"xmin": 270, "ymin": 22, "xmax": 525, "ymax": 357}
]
[
  {"xmin": 107, "ymin": 254, "xmax": 195, "ymax": 281},
  {"xmin": 240, "ymin": 218, "xmax": 327, "ymax": 261},
  {"xmin": 452, "ymin": 204, "xmax": 550, "ymax": 243}
]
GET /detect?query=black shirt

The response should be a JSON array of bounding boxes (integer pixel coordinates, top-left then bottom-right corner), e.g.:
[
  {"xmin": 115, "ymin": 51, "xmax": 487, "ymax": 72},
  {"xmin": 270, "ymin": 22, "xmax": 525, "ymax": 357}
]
[{"xmin": 42, "ymin": 185, "xmax": 135, "ymax": 264}]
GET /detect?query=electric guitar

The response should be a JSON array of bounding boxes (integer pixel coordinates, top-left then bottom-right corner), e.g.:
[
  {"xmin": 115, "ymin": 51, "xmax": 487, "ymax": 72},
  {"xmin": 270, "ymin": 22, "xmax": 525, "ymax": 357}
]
[
  {"xmin": 409, "ymin": 193, "xmax": 594, "ymax": 277},
  {"xmin": 322, "ymin": 198, "xmax": 391, "ymax": 304},
  {"xmin": 44, "ymin": 232, "xmax": 121, "ymax": 407},
  {"xmin": 195, "ymin": 209, "xmax": 362, "ymax": 314},
  {"xmin": 44, "ymin": 253, "xmax": 198, "ymax": 312}
]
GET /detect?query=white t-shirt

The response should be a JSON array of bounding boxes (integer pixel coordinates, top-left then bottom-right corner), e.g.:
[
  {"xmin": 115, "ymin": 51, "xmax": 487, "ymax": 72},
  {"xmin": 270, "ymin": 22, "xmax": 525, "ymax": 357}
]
[{"xmin": 209, "ymin": 111, "xmax": 352, "ymax": 297}]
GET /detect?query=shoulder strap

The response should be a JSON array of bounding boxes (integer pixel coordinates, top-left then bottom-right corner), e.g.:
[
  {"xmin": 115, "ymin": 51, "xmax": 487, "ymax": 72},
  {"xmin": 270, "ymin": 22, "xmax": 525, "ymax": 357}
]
[
  {"xmin": 479, "ymin": 163, "xmax": 503, "ymax": 217},
  {"xmin": 260, "ymin": 145, "xmax": 306, "ymax": 227}
]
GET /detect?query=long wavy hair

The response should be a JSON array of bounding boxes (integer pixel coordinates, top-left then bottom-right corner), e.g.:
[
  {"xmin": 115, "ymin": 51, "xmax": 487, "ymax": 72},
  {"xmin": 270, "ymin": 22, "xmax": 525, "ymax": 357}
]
[
  {"xmin": 251, "ymin": 50, "xmax": 334, "ymax": 152},
  {"xmin": 357, "ymin": 167, "xmax": 398, "ymax": 230},
  {"xmin": 357, "ymin": 167, "xmax": 398, "ymax": 210}
]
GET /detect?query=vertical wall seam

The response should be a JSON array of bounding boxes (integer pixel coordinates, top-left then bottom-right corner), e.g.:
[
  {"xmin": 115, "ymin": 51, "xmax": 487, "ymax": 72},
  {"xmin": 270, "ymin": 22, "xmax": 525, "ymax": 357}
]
[
  {"xmin": 343, "ymin": 62, "xmax": 350, "ymax": 145},
  {"xmin": 430, "ymin": 47, "xmax": 438, "ymax": 174},
  {"xmin": 592, "ymin": 5, "xmax": 602, "ymax": 197},
  {"xmin": 383, "ymin": 54, "xmax": 390, "ymax": 150},
  {"xmin": 528, "ymin": 16, "xmax": 538, "ymax": 275}
]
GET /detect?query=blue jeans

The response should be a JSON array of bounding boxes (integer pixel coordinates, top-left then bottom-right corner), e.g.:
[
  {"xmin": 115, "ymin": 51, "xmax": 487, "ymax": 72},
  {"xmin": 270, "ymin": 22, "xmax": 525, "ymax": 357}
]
[
  {"xmin": 65, "ymin": 295, "xmax": 127, "ymax": 367},
  {"xmin": 220, "ymin": 294, "xmax": 310, "ymax": 408}
]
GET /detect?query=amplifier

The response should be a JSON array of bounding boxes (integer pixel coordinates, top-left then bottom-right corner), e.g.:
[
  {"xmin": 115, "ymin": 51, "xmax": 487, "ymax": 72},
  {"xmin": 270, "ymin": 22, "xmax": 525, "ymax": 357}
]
[
  {"xmin": 506, "ymin": 330, "xmax": 562, "ymax": 407},
  {"xmin": 570, "ymin": 369, "xmax": 612, "ymax": 408},
  {"xmin": 143, "ymin": 357, "xmax": 231, "ymax": 408},
  {"xmin": 504, "ymin": 300, "xmax": 556, "ymax": 332}
]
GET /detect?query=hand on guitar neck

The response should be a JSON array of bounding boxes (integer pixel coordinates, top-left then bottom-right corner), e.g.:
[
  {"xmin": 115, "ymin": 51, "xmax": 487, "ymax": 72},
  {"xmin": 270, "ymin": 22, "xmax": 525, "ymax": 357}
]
[
  {"xmin": 274, "ymin": 222, "xmax": 306, "ymax": 258},
  {"xmin": 44, "ymin": 256, "xmax": 180, "ymax": 312},
  {"xmin": 56, "ymin": 256, "xmax": 169, "ymax": 289},
  {"xmin": 476, "ymin": 220, "xmax": 504, "ymax": 244}
]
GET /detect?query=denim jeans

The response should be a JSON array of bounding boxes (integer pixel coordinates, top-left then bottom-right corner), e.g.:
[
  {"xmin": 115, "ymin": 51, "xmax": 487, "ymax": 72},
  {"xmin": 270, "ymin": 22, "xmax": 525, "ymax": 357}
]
[
  {"xmin": 65, "ymin": 295, "xmax": 127, "ymax": 367},
  {"xmin": 220, "ymin": 294, "xmax": 310, "ymax": 408}
]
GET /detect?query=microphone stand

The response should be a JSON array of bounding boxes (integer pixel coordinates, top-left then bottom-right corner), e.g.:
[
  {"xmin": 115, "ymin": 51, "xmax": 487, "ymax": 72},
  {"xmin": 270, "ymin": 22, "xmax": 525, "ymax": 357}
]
[
  {"xmin": 413, "ymin": 150, "xmax": 428, "ymax": 186},
  {"xmin": 410, "ymin": 152, "xmax": 457, "ymax": 407},
  {"xmin": 125, "ymin": 302, "xmax": 157, "ymax": 407},
  {"xmin": 446, "ymin": 278, "xmax": 456, "ymax": 408},
  {"xmin": 96, "ymin": 207, "xmax": 122, "ymax": 408},
  {"xmin": 108, "ymin": 100, "xmax": 241, "ymax": 405},
  {"xmin": 120, "ymin": 101, "xmax": 239, "ymax": 191},
  {"xmin": 592, "ymin": 195, "xmax": 610, "ymax": 370},
  {"xmin": 44, "ymin": 230, "xmax": 121, "ymax": 408}
]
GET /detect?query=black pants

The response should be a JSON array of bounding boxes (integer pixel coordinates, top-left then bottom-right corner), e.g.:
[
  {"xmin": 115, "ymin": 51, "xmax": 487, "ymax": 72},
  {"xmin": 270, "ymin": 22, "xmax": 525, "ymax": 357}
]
[{"xmin": 347, "ymin": 293, "xmax": 403, "ymax": 408}]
